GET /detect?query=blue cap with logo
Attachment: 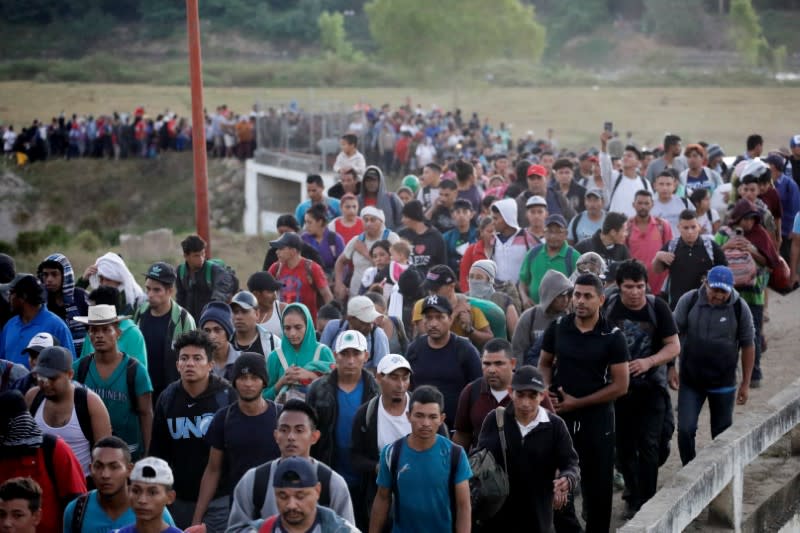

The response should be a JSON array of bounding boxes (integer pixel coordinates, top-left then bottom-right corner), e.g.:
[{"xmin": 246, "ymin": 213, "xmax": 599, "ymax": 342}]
[{"xmin": 707, "ymin": 265, "xmax": 734, "ymax": 293}]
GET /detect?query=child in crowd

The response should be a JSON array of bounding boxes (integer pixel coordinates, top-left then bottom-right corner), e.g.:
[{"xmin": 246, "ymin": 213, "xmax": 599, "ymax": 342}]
[
  {"xmin": 690, "ymin": 187, "xmax": 721, "ymax": 235},
  {"xmin": 651, "ymin": 170, "xmax": 690, "ymax": 234},
  {"xmin": 359, "ymin": 240, "xmax": 392, "ymax": 295},
  {"xmin": 116, "ymin": 457, "xmax": 183, "ymax": 533},
  {"xmin": 327, "ymin": 193, "xmax": 363, "ymax": 245}
]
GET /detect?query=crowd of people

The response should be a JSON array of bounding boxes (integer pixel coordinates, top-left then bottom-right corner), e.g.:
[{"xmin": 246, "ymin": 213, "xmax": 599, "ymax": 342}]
[
  {"xmin": 2, "ymin": 107, "xmax": 800, "ymax": 533},
  {"xmin": 1, "ymin": 104, "xmax": 258, "ymax": 165}
]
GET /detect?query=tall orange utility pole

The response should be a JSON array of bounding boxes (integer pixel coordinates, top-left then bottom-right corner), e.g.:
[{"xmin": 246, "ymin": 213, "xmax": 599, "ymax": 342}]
[{"xmin": 186, "ymin": 0, "xmax": 211, "ymax": 255}]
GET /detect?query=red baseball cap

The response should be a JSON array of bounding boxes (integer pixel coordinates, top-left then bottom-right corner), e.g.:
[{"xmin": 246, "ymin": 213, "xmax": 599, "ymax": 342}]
[{"xmin": 526, "ymin": 164, "xmax": 547, "ymax": 178}]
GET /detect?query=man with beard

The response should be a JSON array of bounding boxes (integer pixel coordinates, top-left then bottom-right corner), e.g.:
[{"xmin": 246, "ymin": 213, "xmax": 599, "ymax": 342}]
[
  {"xmin": 193, "ymin": 353, "xmax": 282, "ymax": 527},
  {"xmin": 63, "ymin": 436, "xmax": 177, "ymax": 532},
  {"xmin": 257, "ymin": 457, "xmax": 359, "ymax": 533}
]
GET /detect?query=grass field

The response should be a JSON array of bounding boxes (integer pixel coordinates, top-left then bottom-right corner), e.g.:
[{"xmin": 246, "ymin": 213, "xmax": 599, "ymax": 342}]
[{"xmin": 0, "ymin": 82, "xmax": 797, "ymax": 152}]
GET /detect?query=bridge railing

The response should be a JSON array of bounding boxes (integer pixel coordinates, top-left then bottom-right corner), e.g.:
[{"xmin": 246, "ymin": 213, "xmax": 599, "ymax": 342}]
[{"xmin": 619, "ymin": 377, "xmax": 800, "ymax": 533}]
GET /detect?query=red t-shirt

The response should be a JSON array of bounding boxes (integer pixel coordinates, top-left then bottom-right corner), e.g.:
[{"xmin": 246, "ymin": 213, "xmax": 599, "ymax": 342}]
[
  {"xmin": 0, "ymin": 437, "xmax": 87, "ymax": 532},
  {"xmin": 268, "ymin": 259, "xmax": 328, "ymax": 322},
  {"xmin": 332, "ymin": 217, "xmax": 364, "ymax": 245}
]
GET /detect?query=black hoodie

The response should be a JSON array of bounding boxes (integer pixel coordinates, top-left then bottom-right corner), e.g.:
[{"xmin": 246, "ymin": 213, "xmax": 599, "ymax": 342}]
[{"xmin": 150, "ymin": 374, "xmax": 237, "ymax": 501}]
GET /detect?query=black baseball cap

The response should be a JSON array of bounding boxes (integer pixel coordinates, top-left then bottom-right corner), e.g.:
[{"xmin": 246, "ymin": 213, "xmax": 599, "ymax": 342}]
[
  {"xmin": 421, "ymin": 295, "xmax": 453, "ymax": 315},
  {"xmin": 144, "ymin": 262, "xmax": 176, "ymax": 286},
  {"xmin": 33, "ymin": 346, "xmax": 73, "ymax": 379},
  {"xmin": 247, "ymin": 271, "xmax": 283, "ymax": 292},
  {"xmin": 512, "ymin": 365, "xmax": 546, "ymax": 392},
  {"xmin": 424, "ymin": 265, "xmax": 456, "ymax": 290},
  {"xmin": 269, "ymin": 232, "xmax": 303, "ymax": 250}
]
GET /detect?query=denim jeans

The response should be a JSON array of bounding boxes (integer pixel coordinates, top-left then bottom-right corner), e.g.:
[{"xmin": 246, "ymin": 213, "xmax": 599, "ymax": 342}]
[{"xmin": 677, "ymin": 381, "xmax": 736, "ymax": 465}]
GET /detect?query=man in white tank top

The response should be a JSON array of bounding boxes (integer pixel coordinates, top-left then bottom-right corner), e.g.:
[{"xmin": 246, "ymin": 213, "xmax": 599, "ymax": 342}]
[{"xmin": 24, "ymin": 346, "xmax": 112, "ymax": 476}]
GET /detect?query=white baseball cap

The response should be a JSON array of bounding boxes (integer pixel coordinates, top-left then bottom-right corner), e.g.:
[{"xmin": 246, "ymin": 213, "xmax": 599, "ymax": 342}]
[
  {"xmin": 24, "ymin": 332, "xmax": 57, "ymax": 356},
  {"xmin": 130, "ymin": 457, "xmax": 174, "ymax": 486},
  {"xmin": 347, "ymin": 296, "xmax": 381, "ymax": 324},
  {"xmin": 335, "ymin": 329, "xmax": 368, "ymax": 353},
  {"xmin": 377, "ymin": 353, "xmax": 412, "ymax": 375}
]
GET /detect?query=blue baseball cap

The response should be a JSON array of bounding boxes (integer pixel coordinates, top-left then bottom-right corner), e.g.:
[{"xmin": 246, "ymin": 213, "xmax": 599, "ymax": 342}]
[
  {"xmin": 707, "ymin": 266, "xmax": 734, "ymax": 293},
  {"xmin": 273, "ymin": 457, "xmax": 318, "ymax": 489}
]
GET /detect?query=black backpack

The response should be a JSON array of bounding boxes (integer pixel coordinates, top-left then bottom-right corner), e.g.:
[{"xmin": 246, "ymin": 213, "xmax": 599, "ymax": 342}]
[
  {"xmin": 30, "ymin": 386, "xmax": 95, "ymax": 448},
  {"xmin": 75, "ymin": 354, "xmax": 140, "ymax": 415}
]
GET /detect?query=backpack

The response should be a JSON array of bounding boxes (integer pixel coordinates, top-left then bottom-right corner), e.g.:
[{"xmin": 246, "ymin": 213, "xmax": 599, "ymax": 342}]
[
  {"xmin": 568, "ymin": 211, "xmax": 584, "ymax": 243},
  {"xmin": 666, "ymin": 236, "xmax": 714, "ymax": 262},
  {"xmin": 251, "ymin": 460, "xmax": 332, "ymax": 520},
  {"xmin": 719, "ymin": 228, "xmax": 757, "ymax": 288},
  {"xmin": 178, "ymin": 259, "xmax": 239, "ymax": 297},
  {"xmin": 75, "ymin": 354, "xmax": 140, "ymax": 415},
  {"xmin": 30, "ymin": 386, "xmax": 95, "ymax": 448},
  {"xmin": 468, "ymin": 407, "xmax": 510, "ymax": 522},
  {"xmin": 275, "ymin": 258, "xmax": 324, "ymax": 306},
  {"xmin": 70, "ymin": 492, "xmax": 91, "ymax": 533},
  {"xmin": 389, "ymin": 437, "xmax": 463, "ymax": 530},
  {"xmin": 493, "ymin": 281, "xmax": 522, "ymax": 314},
  {"xmin": 465, "ymin": 296, "xmax": 507, "ymax": 340}
]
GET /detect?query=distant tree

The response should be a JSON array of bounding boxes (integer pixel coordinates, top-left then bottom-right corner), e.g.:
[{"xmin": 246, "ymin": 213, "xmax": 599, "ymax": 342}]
[
  {"xmin": 318, "ymin": 11, "xmax": 363, "ymax": 61},
  {"xmin": 729, "ymin": 0, "xmax": 786, "ymax": 69},
  {"xmin": 540, "ymin": 0, "xmax": 610, "ymax": 54},
  {"xmin": 365, "ymin": 0, "xmax": 545, "ymax": 86},
  {"xmin": 643, "ymin": 0, "xmax": 707, "ymax": 46}
]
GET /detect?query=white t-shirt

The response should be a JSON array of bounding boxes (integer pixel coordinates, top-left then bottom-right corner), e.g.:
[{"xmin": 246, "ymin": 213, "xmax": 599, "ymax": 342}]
[
  {"xmin": 490, "ymin": 388, "xmax": 509, "ymax": 403},
  {"xmin": 652, "ymin": 196, "xmax": 689, "ymax": 234},
  {"xmin": 697, "ymin": 208, "xmax": 720, "ymax": 235},
  {"xmin": 333, "ymin": 151, "xmax": 367, "ymax": 176},
  {"xmin": 378, "ymin": 395, "xmax": 412, "ymax": 451},
  {"xmin": 3, "ymin": 130, "xmax": 17, "ymax": 152},
  {"xmin": 608, "ymin": 176, "xmax": 651, "ymax": 217}
]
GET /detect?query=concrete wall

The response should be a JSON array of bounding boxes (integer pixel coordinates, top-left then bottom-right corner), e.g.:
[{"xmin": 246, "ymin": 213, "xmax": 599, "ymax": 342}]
[{"xmin": 619, "ymin": 378, "xmax": 800, "ymax": 533}]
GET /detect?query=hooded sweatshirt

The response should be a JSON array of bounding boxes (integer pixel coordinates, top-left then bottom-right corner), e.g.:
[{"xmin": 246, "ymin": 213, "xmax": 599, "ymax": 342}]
[
  {"xmin": 149, "ymin": 373, "xmax": 237, "ymax": 501},
  {"xmin": 359, "ymin": 165, "xmax": 404, "ymax": 230},
  {"xmin": 511, "ymin": 270, "xmax": 572, "ymax": 363},
  {"xmin": 38, "ymin": 253, "xmax": 89, "ymax": 352},
  {"xmin": 264, "ymin": 303, "xmax": 335, "ymax": 400}
]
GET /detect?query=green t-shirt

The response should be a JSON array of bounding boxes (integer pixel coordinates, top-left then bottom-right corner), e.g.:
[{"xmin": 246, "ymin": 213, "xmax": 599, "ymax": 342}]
[
  {"xmin": 73, "ymin": 354, "xmax": 153, "ymax": 459},
  {"xmin": 519, "ymin": 242, "xmax": 579, "ymax": 303}
]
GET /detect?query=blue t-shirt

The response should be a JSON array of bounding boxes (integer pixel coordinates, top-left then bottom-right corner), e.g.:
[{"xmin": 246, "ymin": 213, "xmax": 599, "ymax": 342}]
[
  {"xmin": 113, "ymin": 526, "xmax": 182, "ymax": 533},
  {"xmin": 377, "ymin": 435, "xmax": 472, "ymax": 533},
  {"xmin": 334, "ymin": 380, "xmax": 364, "ymax": 485},
  {"xmin": 568, "ymin": 212, "xmax": 605, "ymax": 244},
  {"xmin": 793, "ymin": 212, "xmax": 800, "ymax": 234},
  {"xmin": 686, "ymin": 169, "xmax": 712, "ymax": 192},
  {"xmin": 0, "ymin": 307, "xmax": 76, "ymax": 366},
  {"xmin": 63, "ymin": 490, "xmax": 175, "ymax": 533}
]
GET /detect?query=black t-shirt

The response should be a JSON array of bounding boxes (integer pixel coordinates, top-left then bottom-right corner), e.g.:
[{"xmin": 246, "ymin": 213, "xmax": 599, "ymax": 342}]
[
  {"xmin": 430, "ymin": 205, "xmax": 456, "ymax": 234},
  {"xmin": 661, "ymin": 238, "xmax": 727, "ymax": 307},
  {"xmin": 139, "ymin": 311, "xmax": 172, "ymax": 394},
  {"xmin": 541, "ymin": 313, "xmax": 629, "ymax": 399},
  {"xmin": 604, "ymin": 295, "xmax": 677, "ymax": 388},
  {"xmin": 398, "ymin": 226, "xmax": 448, "ymax": 276},
  {"xmin": 574, "ymin": 231, "xmax": 631, "ymax": 266},
  {"xmin": 204, "ymin": 401, "xmax": 282, "ymax": 492},
  {"xmin": 233, "ymin": 335, "xmax": 266, "ymax": 356}
]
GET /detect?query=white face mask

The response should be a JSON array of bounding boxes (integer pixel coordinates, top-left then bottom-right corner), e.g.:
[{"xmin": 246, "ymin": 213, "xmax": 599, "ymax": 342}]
[{"xmin": 469, "ymin": 279, "xmax": 494, "ymax": 299}]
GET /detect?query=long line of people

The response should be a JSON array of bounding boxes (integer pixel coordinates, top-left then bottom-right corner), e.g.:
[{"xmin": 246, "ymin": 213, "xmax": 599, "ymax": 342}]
[{"xmin": 1, "ymin": 126, "xmax": 800, "ymax": 532}]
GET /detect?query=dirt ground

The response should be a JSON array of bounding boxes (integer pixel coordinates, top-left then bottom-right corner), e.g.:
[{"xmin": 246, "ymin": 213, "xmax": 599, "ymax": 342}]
[{"xmin": 610, "ymin": 287, "xmax": 800, "ymax": 531}]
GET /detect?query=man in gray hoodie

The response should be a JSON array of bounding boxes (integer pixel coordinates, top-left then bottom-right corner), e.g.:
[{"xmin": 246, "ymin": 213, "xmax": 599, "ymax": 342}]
[
  {"xmin": 37, "ymin": 253, "xmax": 90, "ymax": 353},
  {"xmin": 511, "ymin": 270, "xmax": 572, "ymax": 366},
  {"xmin": 359, "ymin": 166, "xmax": 404, "ymax": 230}
]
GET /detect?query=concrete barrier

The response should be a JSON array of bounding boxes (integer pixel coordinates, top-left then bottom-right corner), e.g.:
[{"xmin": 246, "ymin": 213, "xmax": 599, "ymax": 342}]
[{"xmin": 619, "ymin": 378, "xmax": 800, "ymax": 533}]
